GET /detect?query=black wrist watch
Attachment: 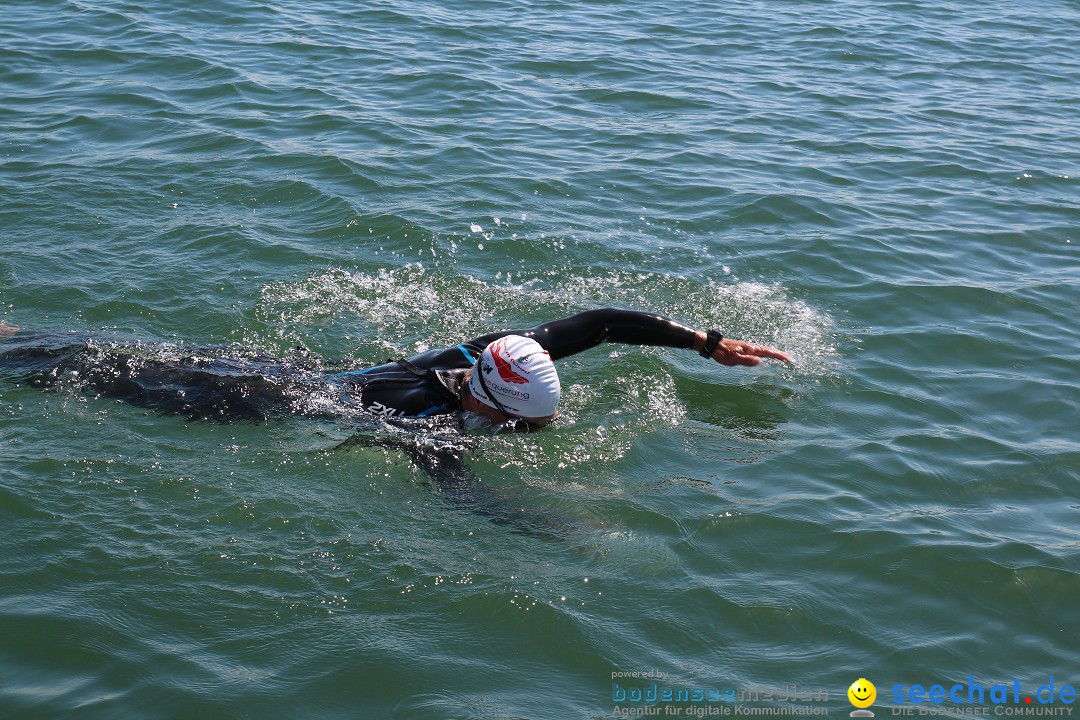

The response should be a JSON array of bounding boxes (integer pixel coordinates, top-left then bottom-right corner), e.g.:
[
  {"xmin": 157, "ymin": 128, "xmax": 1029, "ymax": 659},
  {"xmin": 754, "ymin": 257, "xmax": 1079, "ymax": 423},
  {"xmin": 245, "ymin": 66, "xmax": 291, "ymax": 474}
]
[{"xmin": 699, "ymin": 329, "xmax": 724, "ymax": 358}]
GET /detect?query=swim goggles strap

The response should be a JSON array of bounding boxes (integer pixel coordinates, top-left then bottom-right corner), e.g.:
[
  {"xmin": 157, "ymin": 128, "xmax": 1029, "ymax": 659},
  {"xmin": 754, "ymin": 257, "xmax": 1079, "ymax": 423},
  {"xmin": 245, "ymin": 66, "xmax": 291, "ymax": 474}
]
[
  {"xmin": 475, "ymin": 363, "xmax": 512, "ymax": 417},
  {"xmin": 474, "ymin": 366, "xmax": 538, "ymax": 433}
]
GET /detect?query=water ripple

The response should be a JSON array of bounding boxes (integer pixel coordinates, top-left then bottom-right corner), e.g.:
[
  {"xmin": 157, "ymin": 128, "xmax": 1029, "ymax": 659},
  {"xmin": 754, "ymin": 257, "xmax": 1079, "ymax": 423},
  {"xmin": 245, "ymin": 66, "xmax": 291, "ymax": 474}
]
[{"xmin": 2, "ymin": 0, "xmax": 1079, "ymax": 715}]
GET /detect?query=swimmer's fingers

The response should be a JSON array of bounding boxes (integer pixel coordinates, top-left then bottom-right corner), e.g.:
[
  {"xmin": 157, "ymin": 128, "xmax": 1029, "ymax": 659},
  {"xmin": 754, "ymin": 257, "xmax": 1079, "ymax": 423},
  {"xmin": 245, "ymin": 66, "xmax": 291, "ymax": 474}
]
[{"xmin": 713, "ymin": 337, "xmax": 793, "ymax": 366}]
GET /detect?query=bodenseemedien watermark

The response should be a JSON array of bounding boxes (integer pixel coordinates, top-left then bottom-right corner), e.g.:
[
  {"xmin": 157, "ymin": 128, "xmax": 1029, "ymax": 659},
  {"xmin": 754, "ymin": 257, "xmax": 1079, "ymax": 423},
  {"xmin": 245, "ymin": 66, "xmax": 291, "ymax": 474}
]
[
  {"xmin": 611, "ymin": 704, "xmax": 830, "ymax": 717},
  {"xmin": 609, "ymin": 673, "xmax": 830, "ymax": 718}
]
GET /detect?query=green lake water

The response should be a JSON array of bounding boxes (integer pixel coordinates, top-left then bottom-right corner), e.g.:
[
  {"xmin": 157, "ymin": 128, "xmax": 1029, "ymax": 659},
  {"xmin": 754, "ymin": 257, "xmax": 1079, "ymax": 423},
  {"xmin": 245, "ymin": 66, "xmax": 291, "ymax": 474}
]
[{"xmin": 1, "ymin": 0, "xmax": 1077, "ymax": 717}]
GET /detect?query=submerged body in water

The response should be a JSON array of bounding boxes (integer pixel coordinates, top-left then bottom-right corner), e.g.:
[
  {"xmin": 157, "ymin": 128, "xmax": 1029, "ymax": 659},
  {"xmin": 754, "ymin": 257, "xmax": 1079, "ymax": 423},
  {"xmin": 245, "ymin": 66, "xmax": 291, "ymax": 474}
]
[
  {"xmin": 0, "ymin": 309, "xmax": 788, "ymax": 426},
  {"xmin": 0, "ymin": 309, "xmax": 791, "ymax": 534}
]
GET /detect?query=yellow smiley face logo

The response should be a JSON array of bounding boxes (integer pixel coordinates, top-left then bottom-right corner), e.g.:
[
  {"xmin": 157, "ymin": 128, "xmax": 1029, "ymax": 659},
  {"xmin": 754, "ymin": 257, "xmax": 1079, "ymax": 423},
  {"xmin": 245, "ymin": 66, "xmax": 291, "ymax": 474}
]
[{"xmin": 848, "ymin": 678, "xmax": 877, "ymax": 708}]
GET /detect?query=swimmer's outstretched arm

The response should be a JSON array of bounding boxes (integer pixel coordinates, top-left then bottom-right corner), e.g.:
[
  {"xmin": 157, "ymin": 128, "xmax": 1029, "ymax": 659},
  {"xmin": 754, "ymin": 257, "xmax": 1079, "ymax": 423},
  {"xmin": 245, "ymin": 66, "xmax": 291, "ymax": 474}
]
[{"xmin": 465, "ymin": 308, "xmax": 792, "ymax": 367}]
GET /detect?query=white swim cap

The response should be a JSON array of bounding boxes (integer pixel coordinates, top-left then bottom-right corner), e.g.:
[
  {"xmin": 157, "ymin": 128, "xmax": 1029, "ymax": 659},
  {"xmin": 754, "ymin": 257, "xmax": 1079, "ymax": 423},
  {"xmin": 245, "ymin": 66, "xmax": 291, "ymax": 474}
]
[{"xmin": 468, "ymin": 335, "xmax": 560, "ymax": 418}]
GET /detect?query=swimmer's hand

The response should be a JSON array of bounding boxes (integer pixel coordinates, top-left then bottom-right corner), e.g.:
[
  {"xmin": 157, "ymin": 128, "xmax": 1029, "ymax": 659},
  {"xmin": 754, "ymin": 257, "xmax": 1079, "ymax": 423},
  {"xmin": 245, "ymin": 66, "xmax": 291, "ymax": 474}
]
[
  {"xmin": 714, "ymin": 337, "xmax": 793, "ymax": 366},
  {"xmin": 695, "ymin": 330, "xmax": 793, "ymax": 366},
  {"xmin": 0, "ymin": 324, "xmax": 16, "ymax": 336}
]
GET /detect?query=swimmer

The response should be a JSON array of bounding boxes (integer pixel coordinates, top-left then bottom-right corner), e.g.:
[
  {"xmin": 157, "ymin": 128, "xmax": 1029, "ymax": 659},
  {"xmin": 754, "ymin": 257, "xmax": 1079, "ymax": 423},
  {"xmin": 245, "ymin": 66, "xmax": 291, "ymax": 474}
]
[
  {"xmin": 0, "ymin": 308, "xmax": 791, "ymax": 431},
  {"xmin": 0, "ymin": 310, "xmax": 791, "ymax": 535}
]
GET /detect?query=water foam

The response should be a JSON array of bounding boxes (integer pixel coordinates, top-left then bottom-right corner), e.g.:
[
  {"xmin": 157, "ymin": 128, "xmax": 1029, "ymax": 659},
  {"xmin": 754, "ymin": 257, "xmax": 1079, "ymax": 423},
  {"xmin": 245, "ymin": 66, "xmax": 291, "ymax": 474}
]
[
  {"xmin": 257, "ymin": 263, "xmax": 837, "ymax": 371},
  {"xmin": 252, "ymin": 263, "xmax": 839, "ymax": 471}
]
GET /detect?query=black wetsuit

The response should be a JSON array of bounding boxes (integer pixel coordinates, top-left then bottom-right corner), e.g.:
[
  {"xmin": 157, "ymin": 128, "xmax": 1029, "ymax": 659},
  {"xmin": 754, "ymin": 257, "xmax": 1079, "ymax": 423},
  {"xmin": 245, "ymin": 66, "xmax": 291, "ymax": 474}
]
[
  {"xmin": 0, "ymin": 308, "xmax": 700, "ymax": 422},
  {"xmin": 0, "ymin": 308, "xmax": 703, "ymax": 537}
]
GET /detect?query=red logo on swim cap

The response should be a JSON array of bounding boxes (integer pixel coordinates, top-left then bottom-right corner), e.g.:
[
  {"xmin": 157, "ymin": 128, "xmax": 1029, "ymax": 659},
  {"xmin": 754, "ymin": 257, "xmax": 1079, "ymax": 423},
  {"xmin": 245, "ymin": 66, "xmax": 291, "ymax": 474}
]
[{"xmin": 491, "ymin": 338, "xmax": 528, "ymax": 385}]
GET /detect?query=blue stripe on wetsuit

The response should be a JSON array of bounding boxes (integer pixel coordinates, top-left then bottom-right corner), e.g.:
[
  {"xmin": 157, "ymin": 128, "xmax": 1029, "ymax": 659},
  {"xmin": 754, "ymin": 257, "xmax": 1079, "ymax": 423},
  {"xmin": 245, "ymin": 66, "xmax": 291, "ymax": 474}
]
[{"xmin": 456, "ymin": 344, "xmax": 475, "ymax": 364}]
